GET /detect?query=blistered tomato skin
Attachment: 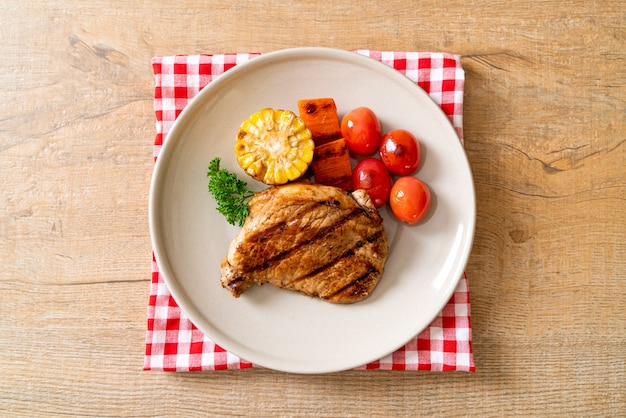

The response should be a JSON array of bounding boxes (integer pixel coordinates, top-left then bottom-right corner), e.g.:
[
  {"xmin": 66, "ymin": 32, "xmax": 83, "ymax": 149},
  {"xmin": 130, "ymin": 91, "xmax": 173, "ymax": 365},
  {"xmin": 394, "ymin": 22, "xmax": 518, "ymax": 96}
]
[
  {"xmin": 389, "ymin": 177, "xmax": 431, "ymax": 224},
  {"xmin": 352, "ymin": 158, "xmax": 392, "ymax": 208},
  {"xmin": 340, "ymin": 107, "xmax": 382, "ymax": 156},
  {"xmin": 379, "ymin": 129, "xmax": 421, "ymax": 176}
]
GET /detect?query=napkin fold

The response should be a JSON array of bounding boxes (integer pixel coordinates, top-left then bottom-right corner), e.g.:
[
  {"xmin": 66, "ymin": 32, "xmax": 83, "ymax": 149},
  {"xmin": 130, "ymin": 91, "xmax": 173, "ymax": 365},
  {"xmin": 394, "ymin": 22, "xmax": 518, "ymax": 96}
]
[{"xmin": 145, "ymin": 50, "xmax": 474, "ymax": 372}]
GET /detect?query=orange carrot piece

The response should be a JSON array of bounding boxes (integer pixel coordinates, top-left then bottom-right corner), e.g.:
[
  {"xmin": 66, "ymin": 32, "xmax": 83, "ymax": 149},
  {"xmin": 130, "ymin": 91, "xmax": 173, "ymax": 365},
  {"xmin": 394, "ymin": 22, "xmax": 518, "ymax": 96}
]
[
  {"xmin": 297, "ymin": 98, "xmax": 342, "ymax": 146},
  {"xmin": 311, "ymin": 138, "xmax": 353, "ymax": 190}
]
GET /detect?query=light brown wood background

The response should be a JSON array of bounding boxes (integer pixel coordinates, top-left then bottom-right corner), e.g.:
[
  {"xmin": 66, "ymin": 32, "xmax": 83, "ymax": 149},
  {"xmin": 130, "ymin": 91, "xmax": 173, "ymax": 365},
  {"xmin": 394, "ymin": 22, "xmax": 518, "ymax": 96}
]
[{"xmin": 1, "ymin": 1, "xmax": 624, "ymax": 416}]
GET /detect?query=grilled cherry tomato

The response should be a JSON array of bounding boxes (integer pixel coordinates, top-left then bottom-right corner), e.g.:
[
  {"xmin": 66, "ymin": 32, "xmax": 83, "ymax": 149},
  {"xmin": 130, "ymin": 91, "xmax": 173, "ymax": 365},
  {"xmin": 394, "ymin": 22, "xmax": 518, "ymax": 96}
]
[
  {"xmin": 340, "ymin": 107, "xmax": 382, "ymax": 156},
  {"xmin": 389, "ymin": 176, "xmax": 431, "ymax": 224},
  {"xmin": 352, "ymin": 158, "xmax": 392, "ymax": 208},
  {"xmin": 379, "ymin": 129, "xmax": 421, "ymax": 175}
]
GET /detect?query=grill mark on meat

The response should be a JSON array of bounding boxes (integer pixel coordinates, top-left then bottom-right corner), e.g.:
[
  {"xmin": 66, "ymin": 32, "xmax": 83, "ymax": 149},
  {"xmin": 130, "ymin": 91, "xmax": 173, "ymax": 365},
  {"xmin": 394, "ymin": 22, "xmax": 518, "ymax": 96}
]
[
  {"xmin": 250, "ymin": 207, "xmax": 371, "ymax": 275},
  {"xmin": 242, "ymin": 200, "xmax": 322, "ymax": 244},
  {"xmin": 251, "ymin": 199, "xmax": 343, "ymax": 244},
  {"xmin": 232, "ymin": 197, "xmax": 353, "ymax": 271},
  {"xmin": 286, "ymin": 230, "xmax": 385, "ymax": 286},
  {"xmin": 323, "ymin": 267, "xmax": 379, "ymax": 301}
]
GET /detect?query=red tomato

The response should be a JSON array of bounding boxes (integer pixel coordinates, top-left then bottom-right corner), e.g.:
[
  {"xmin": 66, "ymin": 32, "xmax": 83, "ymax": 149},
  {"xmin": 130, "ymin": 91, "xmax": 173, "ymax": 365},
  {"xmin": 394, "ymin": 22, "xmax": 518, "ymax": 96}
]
[
  {"xmin": 379, "ymin": 129, "xmax": 421, "ymax": 175},
  {"xmin": 340, "ymin": 107, "xmax": 382, "ymax": 156},
  {"xmin": 352, "ymin": 158, "xmax": 392, "ymax": 208},
  {"xmin": 389, "ymin": 177, "xmax": 431, "ymax": 224}
]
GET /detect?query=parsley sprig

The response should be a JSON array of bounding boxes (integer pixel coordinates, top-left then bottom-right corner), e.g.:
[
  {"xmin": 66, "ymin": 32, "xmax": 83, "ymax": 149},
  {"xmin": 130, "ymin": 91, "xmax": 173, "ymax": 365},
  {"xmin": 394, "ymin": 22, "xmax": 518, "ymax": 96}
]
[{"xmin": 207, "ymin": 157, "xmax": 255, "ymax": 227}]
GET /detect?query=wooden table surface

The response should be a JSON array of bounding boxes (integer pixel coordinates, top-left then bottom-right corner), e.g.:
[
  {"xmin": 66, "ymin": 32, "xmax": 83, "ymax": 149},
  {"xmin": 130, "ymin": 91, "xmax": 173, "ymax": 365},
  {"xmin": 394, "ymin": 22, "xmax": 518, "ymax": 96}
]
[{"xmin": 1, "ymin": 1, "xmax": 624, "ymax": 416}]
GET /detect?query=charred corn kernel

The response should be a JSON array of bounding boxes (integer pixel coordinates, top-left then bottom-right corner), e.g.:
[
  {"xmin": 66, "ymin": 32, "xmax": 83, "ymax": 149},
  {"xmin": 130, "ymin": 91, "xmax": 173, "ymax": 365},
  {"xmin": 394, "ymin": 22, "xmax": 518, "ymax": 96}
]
[{"xmin": 235, "ymin": 108, "xmax": 314, "ymax": 185}]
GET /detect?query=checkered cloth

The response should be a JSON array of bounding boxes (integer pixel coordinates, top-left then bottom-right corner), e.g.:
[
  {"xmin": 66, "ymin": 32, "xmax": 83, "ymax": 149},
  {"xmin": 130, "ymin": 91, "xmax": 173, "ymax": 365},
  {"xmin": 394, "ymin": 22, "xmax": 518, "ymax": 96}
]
[{"xmin": 145, "ymin": 50, "xmax": 475, "ymax": 372}]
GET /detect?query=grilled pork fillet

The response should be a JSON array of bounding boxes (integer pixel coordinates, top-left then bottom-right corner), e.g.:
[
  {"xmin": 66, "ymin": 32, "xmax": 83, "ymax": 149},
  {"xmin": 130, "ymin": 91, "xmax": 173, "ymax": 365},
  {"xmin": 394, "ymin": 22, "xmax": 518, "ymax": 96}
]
[{"xmin": 219, "ymin": 182, "xmax": 389, "ymax": 303}]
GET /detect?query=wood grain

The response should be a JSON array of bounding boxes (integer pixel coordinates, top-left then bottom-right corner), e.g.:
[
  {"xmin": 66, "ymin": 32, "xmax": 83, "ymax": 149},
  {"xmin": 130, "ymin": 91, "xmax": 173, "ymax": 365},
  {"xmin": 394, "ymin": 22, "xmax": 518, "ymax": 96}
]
[{"xmin": 1, "ymin": 0, "xmax": 624, "ymax": 416}]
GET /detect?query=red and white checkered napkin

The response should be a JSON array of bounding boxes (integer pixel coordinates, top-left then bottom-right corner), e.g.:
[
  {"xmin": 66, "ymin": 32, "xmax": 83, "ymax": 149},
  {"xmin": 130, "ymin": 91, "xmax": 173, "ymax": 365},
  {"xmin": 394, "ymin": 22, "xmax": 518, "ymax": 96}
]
[{"xmin": 145, "ymin": 50, "xmax": 475, "ymax": 372}]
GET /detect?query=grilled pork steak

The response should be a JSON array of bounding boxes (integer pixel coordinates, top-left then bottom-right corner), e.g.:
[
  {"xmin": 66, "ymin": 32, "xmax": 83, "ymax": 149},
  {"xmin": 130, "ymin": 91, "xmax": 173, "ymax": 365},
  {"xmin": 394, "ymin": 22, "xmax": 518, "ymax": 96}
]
[{"xmin": 219, "ymin": 182, "xmax": 389, "ymax": 303}]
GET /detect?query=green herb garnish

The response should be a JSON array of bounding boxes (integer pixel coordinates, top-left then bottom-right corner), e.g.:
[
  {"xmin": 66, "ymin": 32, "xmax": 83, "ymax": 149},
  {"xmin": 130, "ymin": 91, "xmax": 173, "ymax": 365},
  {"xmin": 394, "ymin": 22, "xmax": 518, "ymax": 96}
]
[{"xmin": 207, "ymin": 157, "xmax": 254, "ymax": 227}]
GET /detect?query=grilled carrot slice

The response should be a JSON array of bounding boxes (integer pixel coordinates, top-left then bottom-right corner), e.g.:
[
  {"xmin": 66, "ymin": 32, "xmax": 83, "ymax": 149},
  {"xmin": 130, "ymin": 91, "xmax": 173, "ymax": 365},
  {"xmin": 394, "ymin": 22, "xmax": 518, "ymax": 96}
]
[
  {"xmin": 297, "ymin": 98, "xmax": 342, "ymax": 146},
  {"xmin": 311, "ymin": 138, "xmax": 353, "ymax": 190}
]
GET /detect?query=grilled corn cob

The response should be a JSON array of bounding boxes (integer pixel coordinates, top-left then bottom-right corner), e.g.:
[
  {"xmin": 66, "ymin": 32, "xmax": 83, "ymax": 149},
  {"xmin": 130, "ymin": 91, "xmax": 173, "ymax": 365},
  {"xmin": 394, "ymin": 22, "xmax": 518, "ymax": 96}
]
[{"xmin": 235, "ymin": 108, "xmax": 314, "ymax": 185}]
